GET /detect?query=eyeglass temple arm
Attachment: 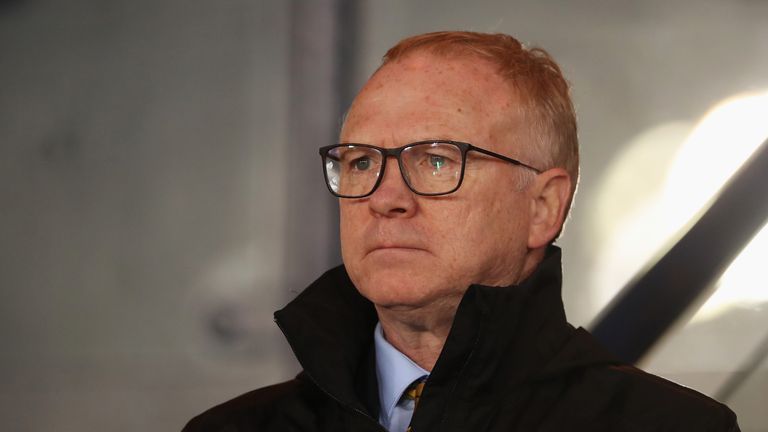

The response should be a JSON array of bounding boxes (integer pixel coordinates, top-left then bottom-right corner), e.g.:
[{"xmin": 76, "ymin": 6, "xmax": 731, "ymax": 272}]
[{"xmin": 469, "ymin": 145, "xmax": 542, "ymax": 173}]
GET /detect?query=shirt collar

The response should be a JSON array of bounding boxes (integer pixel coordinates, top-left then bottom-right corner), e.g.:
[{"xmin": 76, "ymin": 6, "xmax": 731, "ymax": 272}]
[{"xmin": 374, "ymin": 322, "xmax": 429, "ymax": 422}]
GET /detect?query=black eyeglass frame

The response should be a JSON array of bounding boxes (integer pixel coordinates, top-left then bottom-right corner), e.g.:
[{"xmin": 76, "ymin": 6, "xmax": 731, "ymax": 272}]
[{"xmin": 318, "ymin": 140, "xmax": 543, "ymax": 198}]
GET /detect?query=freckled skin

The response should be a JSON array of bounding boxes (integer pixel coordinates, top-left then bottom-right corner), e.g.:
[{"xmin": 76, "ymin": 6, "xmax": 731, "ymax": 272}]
[{"xmin": 339, "ymin": 52, "xmax": 537, "ymax": 321}]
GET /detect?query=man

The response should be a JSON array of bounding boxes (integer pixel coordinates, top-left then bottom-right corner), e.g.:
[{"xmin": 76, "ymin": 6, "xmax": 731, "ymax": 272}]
[{"xmin": 184, "ymin": 31, "xmax": 739, "ymax": 431}]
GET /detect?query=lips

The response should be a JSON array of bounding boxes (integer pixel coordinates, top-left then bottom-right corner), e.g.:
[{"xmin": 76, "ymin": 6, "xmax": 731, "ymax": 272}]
[
  {"xmin": 358, "ymin": 223, "xmax": 429, "ymax": 257},
  {"xmin": 371, "ymin": 245, "xmax": 425, "ymax": 253},
  {"xmin": 367, "ymin": 243, "xmax": 427, "ymax": 254},
  {"xmin": 364, "ymin": 237, "xmax": 430, "ymax": 257}
]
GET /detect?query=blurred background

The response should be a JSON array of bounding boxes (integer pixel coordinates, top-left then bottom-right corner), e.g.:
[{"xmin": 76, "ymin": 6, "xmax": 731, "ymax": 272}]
[{"xmin": 1, "ymin": 0, "xmax": 767, "ymax": 430}]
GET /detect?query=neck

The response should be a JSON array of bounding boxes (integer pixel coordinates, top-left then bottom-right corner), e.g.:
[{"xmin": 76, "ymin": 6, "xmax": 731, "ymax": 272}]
[
  {"xmin": 519, "ymin": 247, "xmax": 545, "ymax": 282},
  {"xmin": 374, "ymin": 248, "xmax": 546, "ymax": 371},
  {"xmin": 375, "ymin": 295, "xmax": 461, "ymax": 371}
]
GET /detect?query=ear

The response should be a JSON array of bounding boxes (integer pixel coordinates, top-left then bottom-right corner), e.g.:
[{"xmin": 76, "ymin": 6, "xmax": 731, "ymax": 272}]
[{"xmin": 527, "ymin": 168, "xmax": 572, "ymax": 249}]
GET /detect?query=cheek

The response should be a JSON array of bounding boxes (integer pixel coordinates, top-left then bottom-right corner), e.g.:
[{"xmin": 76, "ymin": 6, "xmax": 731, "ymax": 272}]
[
  {"xmin": 339, "ymin": 203, "xmax": 365, "ymax": 265},
  {"xmin": 457, "ymin": 191, "xmax": 530, "ymax": 256}
]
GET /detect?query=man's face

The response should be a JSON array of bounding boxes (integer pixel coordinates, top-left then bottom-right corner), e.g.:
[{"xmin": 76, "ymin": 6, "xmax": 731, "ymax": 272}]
[{"xmin": 339, "ymin": 52, "xmax": 536, "ymax": 311}]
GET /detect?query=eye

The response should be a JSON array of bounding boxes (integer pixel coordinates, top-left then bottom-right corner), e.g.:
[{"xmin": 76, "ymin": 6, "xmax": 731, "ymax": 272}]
[
  {"xmin": 423, "ymin": 151, "xmax": 459, "ymax": 171},
  {"xmin": 429, "ymin": 154, "xmax": 447, "ymax": 169},
  {"xmin": 353, "ymin": 157, "xmax": 372, "ymax": 171}
]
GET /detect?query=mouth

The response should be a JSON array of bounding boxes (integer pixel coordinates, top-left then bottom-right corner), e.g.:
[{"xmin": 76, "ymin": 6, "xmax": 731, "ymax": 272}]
[
  {"xmin": 366, "ymin": 244, "xmax": 428, "ymax": 256},
  {"xmin": 374, "ymin": 246, "xmax": 424, "ymax": 251}
]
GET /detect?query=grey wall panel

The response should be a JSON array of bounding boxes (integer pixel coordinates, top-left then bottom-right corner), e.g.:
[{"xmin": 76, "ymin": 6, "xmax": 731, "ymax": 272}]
[{"xmin": 0, "ymin": 1, "xmax": 295, "ymax": 430}]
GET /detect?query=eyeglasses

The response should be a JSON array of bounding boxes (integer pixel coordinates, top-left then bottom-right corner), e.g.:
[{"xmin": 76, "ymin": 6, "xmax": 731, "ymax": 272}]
[{"xmin": 319, "ymin": 140, "xmax": 542, "ymax": 198}]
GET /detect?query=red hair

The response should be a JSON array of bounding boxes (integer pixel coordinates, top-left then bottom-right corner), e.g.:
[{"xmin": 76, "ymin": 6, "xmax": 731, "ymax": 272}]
[{"xmin": 381, "ymin": 31, "xmax": 579, "ymax": 193}]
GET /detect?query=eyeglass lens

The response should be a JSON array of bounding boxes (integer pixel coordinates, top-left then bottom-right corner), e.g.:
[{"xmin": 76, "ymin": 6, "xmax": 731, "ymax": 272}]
[{"xmin": 324, "ymin": 142, "xmax": 463, "ymax": 197}]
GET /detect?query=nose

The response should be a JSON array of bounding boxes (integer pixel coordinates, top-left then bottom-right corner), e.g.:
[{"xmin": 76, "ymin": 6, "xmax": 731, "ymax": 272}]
[{"xmin": 367, "ymin": 157, "xmax": 417, "ymax": 217}]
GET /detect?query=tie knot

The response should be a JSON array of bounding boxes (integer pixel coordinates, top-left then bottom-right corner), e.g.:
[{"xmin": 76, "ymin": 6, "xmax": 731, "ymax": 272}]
[
  {"xmin": 404, "ymin": 378, "xmax": 427, "ymax": 432},
  {"xmin": 404, "ymin": 377, "xmax": 427, "ymax": 404},
  {"xmin": 404, "ymin": 377, "xmax": 427, "ymax": 432}
]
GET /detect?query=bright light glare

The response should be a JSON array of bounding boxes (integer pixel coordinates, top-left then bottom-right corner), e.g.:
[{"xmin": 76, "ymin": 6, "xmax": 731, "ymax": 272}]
[
  {"xmin": 663, "ymin": 92, "xmax": 768, "ymax": 232},
  {"xmin": 698, "ymin": 223, "xmax": 768, "ymax": 320},
  {"xmin": 592, "ymin": 91, "xmax": 768, "ymax": 321}
]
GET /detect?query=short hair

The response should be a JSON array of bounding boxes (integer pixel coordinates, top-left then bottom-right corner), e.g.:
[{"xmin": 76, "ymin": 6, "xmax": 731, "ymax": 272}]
[{"xmin": 381, "ymin": 31, "xmax": 579, "ymax": 197}]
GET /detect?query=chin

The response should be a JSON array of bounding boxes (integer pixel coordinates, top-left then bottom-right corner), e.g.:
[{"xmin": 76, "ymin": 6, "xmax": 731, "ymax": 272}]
[{"xmin": 349, "ymin": 267, "xmax": 461, "ymax": 310}]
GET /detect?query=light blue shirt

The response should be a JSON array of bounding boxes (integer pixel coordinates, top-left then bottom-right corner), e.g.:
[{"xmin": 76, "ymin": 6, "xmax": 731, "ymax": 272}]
[{"xmin": 373, "ymin": 322, "xmax": 429, "ymax": 432}]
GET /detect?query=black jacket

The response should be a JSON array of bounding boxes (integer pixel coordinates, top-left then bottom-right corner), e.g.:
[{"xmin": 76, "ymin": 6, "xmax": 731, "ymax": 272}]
[{"xmin": 184, "ymin": 248, "xmax": 740, "ymax": 431}]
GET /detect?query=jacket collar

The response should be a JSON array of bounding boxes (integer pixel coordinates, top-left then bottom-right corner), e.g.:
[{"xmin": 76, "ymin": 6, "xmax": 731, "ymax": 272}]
[
  {"xmin": 274, "ymin": 246, "xmax": 617, "ymax": 421},
  {"xmin": 275, "ymin": 264, "xmax": 378, "ymax": 413}
]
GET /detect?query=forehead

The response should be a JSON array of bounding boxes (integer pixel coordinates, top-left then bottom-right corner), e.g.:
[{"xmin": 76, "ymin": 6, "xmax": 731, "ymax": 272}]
[{"xmin": 341, "ymin": 52, "xmax": 519, "ymax": 147}]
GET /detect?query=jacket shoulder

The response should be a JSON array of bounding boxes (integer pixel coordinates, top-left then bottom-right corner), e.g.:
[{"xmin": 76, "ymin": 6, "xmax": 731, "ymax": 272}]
[
  {"xmin": 581, "ymin": 363, "xmax": 739, "ymax": 431},
  {"xmin": 543, "ymin": 329, "xmax": 739, "ymax": 431},
  {"xmin": 182, "ymin": 374, "xmax": 326, "ymax": 432}
]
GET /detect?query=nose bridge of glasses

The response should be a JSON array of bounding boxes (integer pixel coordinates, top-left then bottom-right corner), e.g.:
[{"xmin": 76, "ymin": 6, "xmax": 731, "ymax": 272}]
[{"xmin": 378, "ymin": 147, "xmax": 412, "ymax": 188}]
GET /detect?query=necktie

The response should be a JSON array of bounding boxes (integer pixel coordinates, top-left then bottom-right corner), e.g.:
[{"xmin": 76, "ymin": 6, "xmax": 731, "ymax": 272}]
[
  {"xmin": 404, "ymin": 379, "xmax": 426, "ymax": 407},
  {"xmin": 404, "ymin": 377, "xmax": 427, "ymax": 432}
]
